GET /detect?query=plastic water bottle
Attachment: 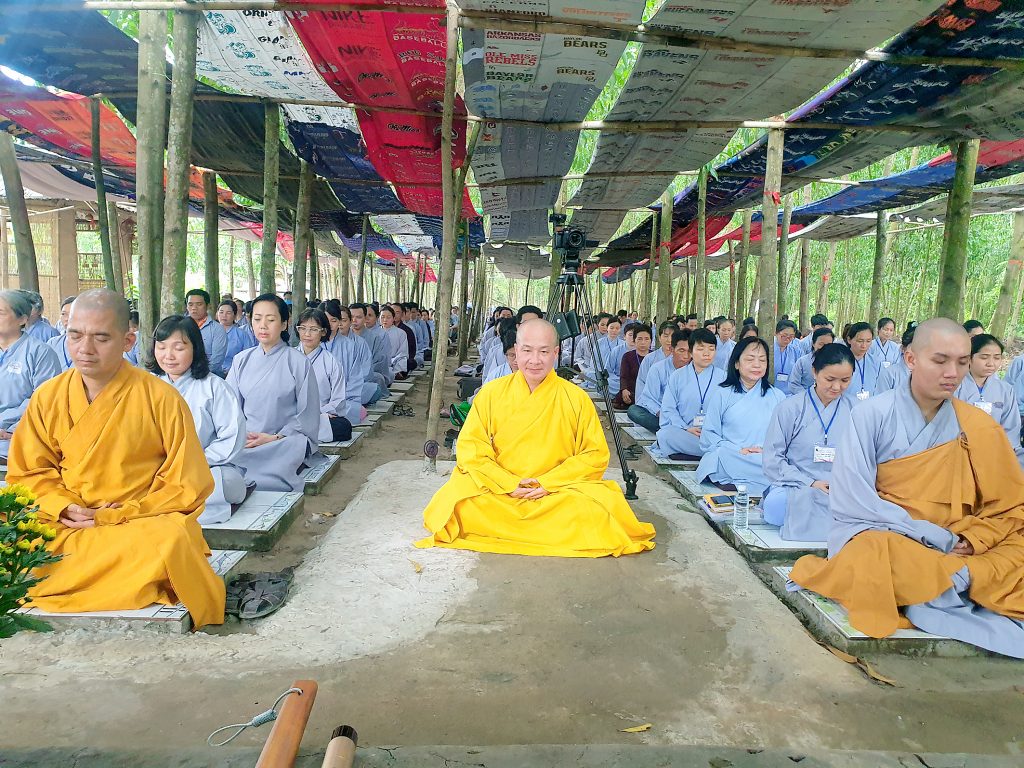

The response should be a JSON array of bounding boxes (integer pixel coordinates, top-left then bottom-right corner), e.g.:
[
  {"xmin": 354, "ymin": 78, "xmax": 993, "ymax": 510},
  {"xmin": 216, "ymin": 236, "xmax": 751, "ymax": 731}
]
[{"xmin": 733, "ymin": 484, "xmax": 749, "ymax": 530}]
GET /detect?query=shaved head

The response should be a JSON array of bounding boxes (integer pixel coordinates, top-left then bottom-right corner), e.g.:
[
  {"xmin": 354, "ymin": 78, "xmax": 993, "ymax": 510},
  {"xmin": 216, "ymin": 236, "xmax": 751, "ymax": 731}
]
[
  {"xmin": 71, "ymin": 288, "xmax": 131, "ymax": 332},
  {"xmin": 516, "ymin": 317, "xmax": 558, "ymax": 347},
  {"xmin": 515, "ymin": 318, "xmax": 560, "ymax": 389},
  {"xmin": 911, "ymin": 317, "xmax": 969, "ymax": 353},
  {"xmin": 906, "ymin": 317, "xmax": 971, "ymax": 408}
]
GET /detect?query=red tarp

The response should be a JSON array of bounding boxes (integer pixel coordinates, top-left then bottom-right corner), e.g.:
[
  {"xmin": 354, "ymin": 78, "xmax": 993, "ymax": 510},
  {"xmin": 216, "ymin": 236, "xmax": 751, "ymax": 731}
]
[
  {"xmin": 376, "ymin": 248, "xmax": 438, "ymax": 282},
  {"xmin": 287, "ymin": 7, "xmax": 477, "ymax": 218}
]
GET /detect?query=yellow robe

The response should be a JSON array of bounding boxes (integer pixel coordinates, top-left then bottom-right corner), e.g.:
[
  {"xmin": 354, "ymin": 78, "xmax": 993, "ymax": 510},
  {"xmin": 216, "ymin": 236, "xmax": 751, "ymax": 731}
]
[
  {"xmin": 10, "ymin": 362, "xmax": 224, "ymax": 629},
  {"xmin": 417, "ymin": 370, "xmax": 655, "ymax": 557},
  {"xmin": 791, "ymin": 400, "xmax": 1024, "ymax": 638}
]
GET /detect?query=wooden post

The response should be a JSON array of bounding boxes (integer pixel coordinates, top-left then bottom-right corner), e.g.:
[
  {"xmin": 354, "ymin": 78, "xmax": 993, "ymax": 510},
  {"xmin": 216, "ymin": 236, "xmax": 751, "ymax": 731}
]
[
  {"xmin": 308, "ymin": 240, "xmax": 318, "ymax": 300},
  {"xmin": 727, "ymin": 242, "xmax": 736, "ymax": 319},
  {"xmin": 254, "ymin": 681, "xmax": 318, "ymax": 768},
  {"xmin": 457, "ymin": 247, "xmax": 471, "ymax": 363},
  {"xmin": 160, "ymin": 9, "xmax": 199, "ymax": 317},
  {"xmin": 356, "ymin": 215, "xmax": 369, "ymax": 302},
  {"xmin": 135, "ymin": 9, "xmax": 167, "ymax": 337},
  {"xmin": 776, "ymin": 192, "xmax": 793, "ymax": 318},
  {"xmin": 868, "ymin": 211, "xmax": 889, "ymax": 327},
  {"xmin": 201, "ymin": 171, "xmax": 220, "ymax": 302},
  {"xmin": 0, "ymin": 132, "xmax": 39, "ymax": 291},
  {"xmin": 935, "ymin": 138, "xmax": 980, "ymax": 320},
  {"xmin": 736, "ymin": 209, "xmax": 751, "ymax": 319},
  {"xmin": 817, "ymin": 241, "xmax": 837, "ymax": 315},
  {"xmin": 228, "ymin": 236, "xmax": 236, "ymax": 297},
  {"xmin": 107, "ymin": 202, "xmax": 125, "ymax": 294},
  {"xmin": 1007, "ymin": 270, "xmax": 1024, "ymax": 346},
  {"xmin": 656, "ymin": 189, "xmax": 673, "ymax": 321},
  {"xmin": 798, "ymin": 238, "xmax": 811, "ymax": 331},
  {"xmin": 340, "ymin": 243, "xmax": 351, "ymax": 304},
  {"xmin": 694, "ymin": 166, "xmax": 709, "ymax": 319},
  {"xmin": 260, "ymin": 103, "xmax": 280, "ymax": 294},
  {"xmin": 244, "ymin": 239, "xmax": 256, "ymax": 298},
  {"xmin": 641, "ymin": 216, "xmax": 656, "ymax": 319},
  {"xmin": 368, "ymin": 244, "xmax": 377, "ymax": 302},
  {"xmin": 0, "ymin": 209, "xmax": 8, "ymax": 290},
  {"xmin": 90, "ymin": 99, "xmax": 117, "ymax": 291},
  {"xmin": 992, "ymin": 211, "xmax": 1024, "ymax": 338},
  {"xmin": 756, "ymin": 126, "xmax": 784, "ymax": 353},
  {"xmin": 291, "ymin": 159, "xmax": 313, "ymax": 318}
]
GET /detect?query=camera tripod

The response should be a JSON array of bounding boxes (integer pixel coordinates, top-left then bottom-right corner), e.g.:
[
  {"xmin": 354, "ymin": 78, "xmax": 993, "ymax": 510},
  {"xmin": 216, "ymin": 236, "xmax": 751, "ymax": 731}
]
[{"xmin": 547, "ymin": 260, "xmax": 640, "ymax": 501}]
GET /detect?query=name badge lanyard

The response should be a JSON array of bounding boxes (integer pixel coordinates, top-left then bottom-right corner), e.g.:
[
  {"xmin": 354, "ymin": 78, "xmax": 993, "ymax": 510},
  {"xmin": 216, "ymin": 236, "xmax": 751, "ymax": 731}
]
[
  {"xmin": 809, "ymin": 390, "xmax": 842, "ymax": 445},
  {"xmin": 974, "ymin": 375, "xmax": 989, "ymax": 402},
  {"xmin": 875, "ymin": 338, "xmax": 893, "ymax": 363},
  {"xmin": 777, "ymin": 345, "xmax": 791, "ymax": 376},
  {"xmin": 855, "ymin": 357, "xmax": 867, "ymax": 393},
  {"xmin": 694, "ymin": 368, "xmax": 713, "ymax": 416}
]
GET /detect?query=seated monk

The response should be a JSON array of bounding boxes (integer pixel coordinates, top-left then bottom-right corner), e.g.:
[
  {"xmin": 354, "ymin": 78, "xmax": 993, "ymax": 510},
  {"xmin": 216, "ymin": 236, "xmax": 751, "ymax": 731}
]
[
  {"xmin": 790, "ymin": 318, "xmax": 1024, "ymax": 658},
  {"xmin": 416, "ymin": 319, "xmax": 656, "ymax": 558},
  {"xmin": 11, "ymin": 289, "xmax": 224, "ymax": 628}
]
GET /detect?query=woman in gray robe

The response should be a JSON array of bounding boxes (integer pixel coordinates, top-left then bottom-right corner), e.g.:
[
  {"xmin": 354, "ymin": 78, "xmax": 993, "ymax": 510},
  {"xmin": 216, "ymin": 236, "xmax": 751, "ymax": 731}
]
[
  {"xmin": 952, "ymin": 333, "xmax": 1023, "ymax": 466},
  {"xmin": 296, "ymin": 307, "xmax": 354, "ymax": 443},
  {"xmin": 762, "ymin": 344, "xmax": 856, "ymax": 541},
  {"xmin": 228, "ymin": 295, "xmax": 319, "ymax": 493}
]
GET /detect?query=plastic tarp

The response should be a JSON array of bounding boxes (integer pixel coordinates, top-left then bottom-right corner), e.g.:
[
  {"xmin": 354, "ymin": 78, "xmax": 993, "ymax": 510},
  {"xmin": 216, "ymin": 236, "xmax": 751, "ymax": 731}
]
[{"xmin": 483, "ymin": 242, "xmax": 551, "ymax": 280}]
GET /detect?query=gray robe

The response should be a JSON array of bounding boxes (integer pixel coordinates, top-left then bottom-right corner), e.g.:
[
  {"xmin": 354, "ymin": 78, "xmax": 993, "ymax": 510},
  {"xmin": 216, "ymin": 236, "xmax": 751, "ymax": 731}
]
[
  {"xmin": 357, "ymin": 324, "xmax": 393, "ymax": 389},
  {"xmin": 0, "ymin": 334, "xmax": 61, "ymax": 459}
]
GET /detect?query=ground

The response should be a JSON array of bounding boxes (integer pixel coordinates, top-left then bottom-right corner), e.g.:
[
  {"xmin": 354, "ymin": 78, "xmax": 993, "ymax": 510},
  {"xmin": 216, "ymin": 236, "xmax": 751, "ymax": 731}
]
[{"xmin": 1, "ymin": 374, "xmax": 1023, "ymax": 766}]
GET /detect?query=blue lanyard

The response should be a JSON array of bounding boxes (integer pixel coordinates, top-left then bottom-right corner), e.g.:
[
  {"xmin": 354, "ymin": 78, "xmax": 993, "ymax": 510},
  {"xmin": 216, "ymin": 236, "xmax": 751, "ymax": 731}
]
[
  {"xmin": 777, "ymin": 345, "xmax": 791, "ymax": 374},
  {"xmin": 874, "ymin": 339, "xmax": 893, "ymax": 362},
  {"xmin": 808, "ymin": 388, "xmax": 842, "ymax": 444},
  {"xmin": 855, "ymin": 357, "xmax": 867, "ymax": 390},
  {"xmin": 693, "ymin": 366, "xmax": 713, "ymax": 412},
  {"xmin": 973, "ymin": 375, "xmax": 989, "ymax": 401}
]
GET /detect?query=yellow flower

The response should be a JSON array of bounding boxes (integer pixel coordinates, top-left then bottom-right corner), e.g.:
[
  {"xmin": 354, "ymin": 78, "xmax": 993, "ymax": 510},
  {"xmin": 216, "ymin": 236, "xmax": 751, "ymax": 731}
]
[
  {"xmin": 15, "ymin": 496, "xmax": 29, "ymax": 507},
  {"xmin": 25, "ymin": 512, "xmax": 37, "ymax": 521},
  {"xmin": 16, "ymin": 539, "xmax": 31, "ymax": 551},
  {"xmin": 41, "ymin": 526, "xmax": 57, "ymax": 541}
]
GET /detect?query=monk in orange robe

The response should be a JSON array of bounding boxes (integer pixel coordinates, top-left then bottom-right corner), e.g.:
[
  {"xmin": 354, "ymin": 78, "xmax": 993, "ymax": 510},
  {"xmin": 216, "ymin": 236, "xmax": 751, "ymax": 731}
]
[
  {"xmin": 790, "ymin": 318, "xmax": 1024, "ymax": 656},
  {"xmin": 11, "ymin": 289, "xmax": 224, "ymax": 629},
  {"xmin": 417, "ymin": 319, "xmax": 655, "ymax": 558}
]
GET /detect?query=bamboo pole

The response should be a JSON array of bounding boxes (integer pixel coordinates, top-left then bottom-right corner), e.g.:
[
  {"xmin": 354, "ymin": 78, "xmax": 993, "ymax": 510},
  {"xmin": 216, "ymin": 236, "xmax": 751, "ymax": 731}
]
[
  {"xmin": 0, "ymin": 133, "xmax": 39, "ymax": 292},
  {"xmin": 245, "ymin": 239, "xmax": 256, "ymax": 298},
  {"xmin": 254, "ymin": 680, "xmax": 318, "ymax": 768},
  {"xmin": 260, "ymin": 103, "xmax": 281, "ymax": 294},
  {"xmin": 776, "ymin": 192, "xmax": 793, "ymax": 318},
  {"xmin": 656, "ymin": 191, "xmax": 673, "ymax": 322},
  {"xmin": 291, "ymin": 159, "xmax": 313, "ymax": 318},
  {"xmin": 308, "ymin": 240, "xmax": 318, "ymax": 299},
  {"xmin": 107, "ymin": 201, "xmax": 125, "ymax": 294},
  {"xmin": 868, "ymin": 211, "xmax": 890, "ymax": 327},
  {"xmin": 935, "ymin": 139, "xmax": 981, "ymax": 320},
  {"xmin": 203, "ymin": 172, "xmax": 221, "ymax": 302},
  {"xmin": 727, "ymin": 242, "xmax": 736, "ymax": 320},
  {"xmin": 694, "ymin": 166, "xmax": 709, "ymax": 319},
  {"xmin": 228, "ymin": 235, "xmax": 236, "ymax": 296},
  {"xmin": 736, "ymin": 209, "xmax": 752, "ymax": 319},
  {"xmin": 159, "ymin": 8, "xmax": 199, "ymax": 317},
  {"xmin": 424, "ymin": 0, "xmax": 461, "ymax": 474},
  {"xmin": 356, "ymin": 215, "xmax": 369, "ymax": 302},
  {"xmin": 798, "ymin": 238, "xmax": 811, "ymax": 331},
  {"xmin": 90, "ymin": 99, "xmax": 117, "ymax": 291},
  {"xmin": 757, "ymin": 126, "xmax": 784, "ymax": 360},
  {"xmin": 991, "ymin": 211, "xmax": 1024, "ymax": 339},
  {"xmin": 641, "ymin": 217, "xmax": 656, "ymax": 320},
  {"xmin": 340, "ymin": 243, "xmax": 351, "ymax": 304},
  {"xmin": 457, "ymin": 248, "xmax": 471, "ymax": 363},
  {"xmin": 0, "ymin": 209, "xmax": 8, "ymax": 290}
]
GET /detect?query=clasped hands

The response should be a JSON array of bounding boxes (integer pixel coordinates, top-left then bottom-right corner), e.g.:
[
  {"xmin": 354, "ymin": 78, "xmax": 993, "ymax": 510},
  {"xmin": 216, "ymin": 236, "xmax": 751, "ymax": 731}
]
[
  {"xmin": 509, "ymin": 478, "xmax": 549, "ymax": 501},
  {"xmin": 59, "ymin": 502, "xmax": 121, "ymax": 529},
  {"xmin": 952, "ymin": 536, "xmax": 975, "ymax": 556},
  {"xmin": 245, "ymin": 431, "xmax": 279, "ymax": 449}
]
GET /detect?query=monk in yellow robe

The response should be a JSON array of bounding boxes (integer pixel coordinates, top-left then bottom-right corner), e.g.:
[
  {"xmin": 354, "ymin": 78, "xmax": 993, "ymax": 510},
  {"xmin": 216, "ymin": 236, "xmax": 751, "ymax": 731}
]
[
  {"xmin": 11, "ymin": 289, "xmax": 225, "ymax": 629},
  {"xmin": 417, "ymin": 318, "xmax": 655, "ymax": 557},
  {"xmin": 790, "ymin": 319, "xmax": 1024, "ymax": 657}
]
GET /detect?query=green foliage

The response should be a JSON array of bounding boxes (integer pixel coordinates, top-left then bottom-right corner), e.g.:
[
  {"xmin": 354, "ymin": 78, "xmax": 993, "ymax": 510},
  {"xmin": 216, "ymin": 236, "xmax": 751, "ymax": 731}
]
[{"xmin": 0, "ymin": 486, "xmax": 62, "ymax": 638}]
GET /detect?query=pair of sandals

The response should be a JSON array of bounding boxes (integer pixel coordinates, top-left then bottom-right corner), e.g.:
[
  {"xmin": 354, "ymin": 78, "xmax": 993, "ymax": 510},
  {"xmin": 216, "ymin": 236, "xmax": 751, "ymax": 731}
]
[
  {"xmin": 225, "ymin": 567, "xmax": 294, "ymax": 620},
  {"xmin": 624, "ymin": 445, "xmax": 644, "ymax": 461},
  {"xmin": 393, "ymin": 404, "xmax": 416, "ymax": 417}
]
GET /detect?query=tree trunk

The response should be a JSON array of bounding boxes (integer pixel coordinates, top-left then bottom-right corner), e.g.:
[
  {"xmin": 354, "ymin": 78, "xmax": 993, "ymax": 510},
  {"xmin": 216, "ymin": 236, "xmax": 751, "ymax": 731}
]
[
  {"xmin": 0, "ymin": 132, "xmax": 39, "ymax": 291},
  {"xmin": 798, "ymin": 239, "xmax": 810, "ymax": 330},
  {"xmin": 641, "ymin": 216, "xmax": 656, "ymax": 320},
  {"xmin": 935, "ymin": 138, "xmax": 981, "ymax": 320},
  {"xmin": 868, "ymin": 211, "xmax": 890, "ymax": 327},
  {"xmin": 776, "ymin": 192, "xmax": 793, "ymax": 318},
  {"xmin": 308, "ymin": 240, "xmax": 318, "ymax": 301},
  {"xmin": 817, "ymin": 241, "xmax": 838, "ymax": 315},
  {"xmin": 201, "ymin": 172, "xmax": 221, "ymax": 303},
  {"xmin": 244, "ymin": 239, "xmax": 256, "ymax": 298},
  {"xmin": 1007, "ymin": 270, "xmax": 1024, "ymax": 346},
  {"xmin": 694, "ymin": 166, "xmax": 709, "ymax": 318},
  {"xmin": 260, "ymin": 103, "xmax": 280, "ymax": 294},
  {"xmin": 457, "ymin": 247, "xmax": 471, "ymax": 362},
  {"xmin": 291, "ymin": 159, "xmax": 313, "ymax": 318},
  {"xmin": 90, "ymin": 99, "xmax": 117, "ymax": 291},
  {"xmin": 737, "ymin": 209, "xmax": 752, "ymax": 319},
  {"xmin": 727, "ymin": 241, "xmax": 736, "ymax": 319},
  {"xmin": 991, "ymin": 211, "xmax": 1024, "ymax": 338},
  {"xmin": 657, "ymin": 190, "xmax": 674, "ymax": 322},
  {"xmin": 228, "ymin": 236, "xmax": 236, "ymax": 297},
  {"xmin": 757, "ymin": 127, "xmax": 784, "ymax": 357},
  {"xmin": 108, "ymin": 202, "xmax": 125, "ymax": 294},
  {"xmin": 160, "ymin": 9, "xmax": 199, "ymax": 317}
]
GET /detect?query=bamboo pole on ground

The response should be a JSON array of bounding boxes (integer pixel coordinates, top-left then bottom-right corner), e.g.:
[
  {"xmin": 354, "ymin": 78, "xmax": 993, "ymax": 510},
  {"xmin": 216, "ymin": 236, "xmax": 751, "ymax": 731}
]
[
  {"xmin": 656, "ymin": 191, "xmax": 673, "ymax": 322},
  {"xmin": 424, "ymin": 0, "xmax": 461, "ymax": 473},
  {"xmin": 736, "ymin": 209, "xmax": 752, "ymax": 319},
  {"xmin": 260, "ymin": 103, "xmax": 280, "ymax": 294},
  {"xmin": 694, "ymin": 166, "xmax": 709, "ymax": 319},
  {"xmin": 90, "ymin": 99, "xmax": 117, "ymax": 291},
  {"xmin": 935, "ymin": 138, "xmax": 981, "ymax": 320},
  {"xmin": 0, "ymin": 132, "xmax": 39, "ymax": 292},
  {"xmin": 308, "ymin": 240, "xmax": 318, "ymax": 299},
  {"xmin": 291, "ymin": 159, "xmax": 313, "ymax": 317},
  {"xmin": 868, "ymin": 211, "xmax": 890, "ymax": 327},
  {"xmin": 457, "ymin": 248, "xmax": 471, "ymax": 363},
  {"xmin": 203, "ymin": 171, "xmax": 221, "ymax": 301},
  {"xmin": 798, "ymin": 238, "xmax": 811, "ymax": 331},
  {"xmin": 159, "ymin": 9, "xmax": 198, "ymax": 317},
  {"xmin": 992, "ymin": 211, "xmax": 1024, "ymax": 339},
  {"xmin": 756, "ymin": 127, "xmax": 784, "ymax": 357},
  {"xmin": 776, "ymin": 192, "xmax": 793, "ymax": 318}
]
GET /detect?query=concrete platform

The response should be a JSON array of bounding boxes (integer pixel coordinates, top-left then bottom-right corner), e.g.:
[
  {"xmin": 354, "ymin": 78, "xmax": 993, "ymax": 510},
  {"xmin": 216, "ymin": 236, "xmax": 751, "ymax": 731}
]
[
  {"xmin": 302, "ymin": 453, "xmax": 341, "ymax": 496},
  {"xmin": 665, "ymin": 468, "xmax": 718, "ymax": 503},
  {"xmin": 390, "ymin": 381, "xmax": 414, "ymax": 392},
  {"xmin": 646, "ymin": 446, "xmax": 699, "ymax": 476},
  {"xmin": 352, "ymin": 411, "xmax": 383, "ymax": 436},
  {"xmin": 766, "ymin": 566, "xmax": 985, "ymax": 658},
  {"xmin": 622, "ymin": 424, "xmax": 656, "ymax": 444},
  {"xmin": 319, "ymin": 430, "xmax": 365, "ymax": 458},
  {"xmin": 16, "ymin": 550, "xmax": 246, "ymax": 634},
  {"xmin": 367, "ymin": 399, "xmax": 395, "ymax": 416},
  {"xmin": 202, "ymin": 491, "xmax": 304, "ymax": 552},
  {"xmin": 613, "ymin": 411, "xmax": 633, "ymax": 426},
  {"xmin": 712, "ymin": 515, "xmax": 827, "ymax": 563}
]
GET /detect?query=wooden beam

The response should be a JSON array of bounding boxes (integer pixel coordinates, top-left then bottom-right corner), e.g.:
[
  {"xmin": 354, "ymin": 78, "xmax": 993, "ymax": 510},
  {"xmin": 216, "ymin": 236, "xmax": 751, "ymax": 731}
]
[
  {"xmin": 656, "ymin": 189, "xmax": 673, "ymax": 321},
  {"xmin": 260, "ymin": 103, "xmax": 280, "ymax": 294},
  {"xmin": 203, "ymin": 171, "xmax": 221, "ymax": 302},
  {"xmin": 0, "ymin": 133, "xmax": 39, "ymax": 292},
  {"xmin": 935, "ymin": 138, "xmax": 981, "ymax": 321},
  {"xmin": 756, "ymin": 126, "xmax": 784, "ymax": 370}
]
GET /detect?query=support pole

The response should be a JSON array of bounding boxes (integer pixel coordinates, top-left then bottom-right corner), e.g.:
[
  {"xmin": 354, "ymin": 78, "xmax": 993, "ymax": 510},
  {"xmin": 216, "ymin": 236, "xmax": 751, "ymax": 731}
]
[
  {"xmin": 935, "ymin": 138, "xmax": 981, "ymax": 320},
  {"xmin": 90, "ymin": 99, "xmax": 117, "ymax": 291},
  {"xmin": 736, "ymin": 209, "xmax": 751, "ymax": 319},
  {"xmin": 424, "ymin": 0, "xmax": 461, "ymax": 473},
  {"xmin": 291, "ymin": 159, "xmax": 313, "ymax": 318},
  {"xmin": 308, "ymin": 240, "xmax": 318, "ymax": 300},
  {"xmin": 642, "ymin": 216, "xmax": 656, "ymax": 320},
  {"xmin": 260, "ymin": 102, "xmax": 280, "ymax": 294},
  {"xmin": 992, "ymin": 211, "xmax": 1024, "ymax": 339},
  {"xmin": 108, "ymin": 201, "xmax": 125, "ymax": 294},
  {"xmin": 0, "ymin": 132, "xmax": 39, "ymax": 292},
  {"xmin": 356, "ymin": 215, "xmax": 368, "ymax": 302},
  {"xmin": 868, "ymin": 211, "xmax": 889, "ymax": 327},
  {"xmin": 727, "ymin": 242, "xmax": 736, "ymax": 320},
  {"xmin": 0, "ymin": 209, "xmax": 8, "ymax": 290},
  {"xmin": 160, "ymin": 8, "xmax": 199, "ymax": 317},
  {"xmin": 776, "ymin": 192, "xmax": 793, "ymax": 318},
  {"xmin": 694, "ymin": 166, "xmax": 708, "ymax": 319},
  {"xmin": 656, "ymin": 189, "xmax": 673, "ymax": 321},
  {"xmin": 341, "ymin": 244, "xmax": 351, "ymax": 304},
  {"xmin": 202, "ymin": 172, "xmax": 221, "ymax": 302},
  {"xmin": 457, "ymin": 246, "xmax": 471, "ymax": 363},
  {"xmin": 756, "ymin": 126, "xmax": 784, "ymax": 359},
  {"xmin": 245, "ymin": 239, "xmax": 256, "ymax": 298},
  {"xmin": 798, "ymin": 238, "xmax": 811, "ymax": 331}
]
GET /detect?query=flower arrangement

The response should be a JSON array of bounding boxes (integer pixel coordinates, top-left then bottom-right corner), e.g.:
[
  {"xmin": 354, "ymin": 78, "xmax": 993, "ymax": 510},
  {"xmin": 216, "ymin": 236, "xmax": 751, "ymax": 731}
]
[{"xmin": 0, "ymin": 485, "xmax": 61, "ymax": 638}]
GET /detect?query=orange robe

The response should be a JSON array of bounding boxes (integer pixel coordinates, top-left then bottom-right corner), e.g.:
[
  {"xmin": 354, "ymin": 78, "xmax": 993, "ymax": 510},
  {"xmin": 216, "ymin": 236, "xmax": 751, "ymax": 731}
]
[
  {"xmin": 791, "ymin": 400, "xmax": 1024, "ymax": 638},
  {"xmin": 11, "ymin": 362, "xmax": 224, "ymax": 629},
  {"xmin": 417, "ymin": 370, "xmax": 655, "ymax": 557}
]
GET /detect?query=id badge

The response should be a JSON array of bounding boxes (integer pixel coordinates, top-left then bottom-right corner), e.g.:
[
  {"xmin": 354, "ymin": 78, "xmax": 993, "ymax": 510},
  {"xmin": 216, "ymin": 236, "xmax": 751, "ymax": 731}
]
[
  {"xmin": 975, "ymin": 400, "xmax": 993, "ymax": 415},
  {"xmin": 856, "ymin": 390, "xmax": 870, "ymax": 401},
  {"xmin": 692, "ymin": 414, "xmax": 705, "ymax": 428},
  {"xmin": 882, "ymin": 361, "xmax": 892, "ymax": 368},
  {"xmin": 776, "ymin": 373, "xmax": 789, "ymax": 383},
  {"xmin": 6, "ymin": 361, "xmax": 22, "ymax": 375},
  {"xmin": 813, "ymin": 445, "xmax": 836, "ymax": 463}
]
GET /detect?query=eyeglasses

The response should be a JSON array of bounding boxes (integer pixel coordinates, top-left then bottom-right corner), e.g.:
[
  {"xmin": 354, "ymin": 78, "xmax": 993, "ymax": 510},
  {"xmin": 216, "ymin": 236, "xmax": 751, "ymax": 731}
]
[{"xmin": 296, "ymin": 325, "xmax": 323, "ymax": 334}]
